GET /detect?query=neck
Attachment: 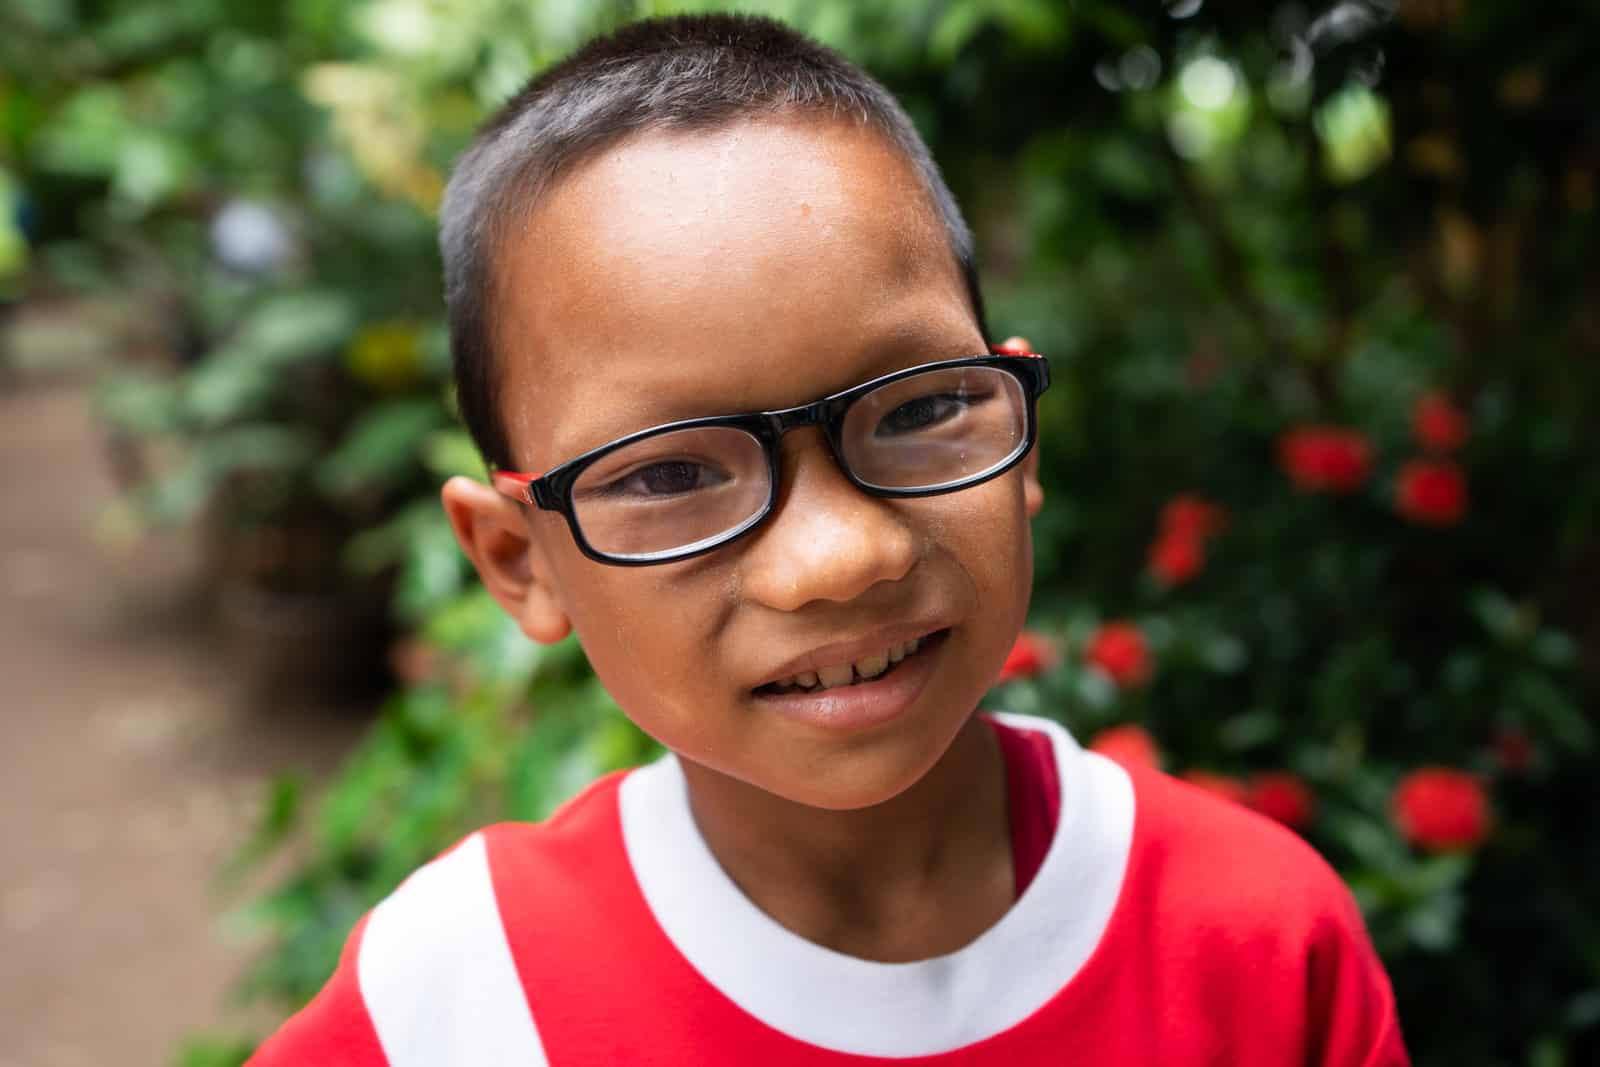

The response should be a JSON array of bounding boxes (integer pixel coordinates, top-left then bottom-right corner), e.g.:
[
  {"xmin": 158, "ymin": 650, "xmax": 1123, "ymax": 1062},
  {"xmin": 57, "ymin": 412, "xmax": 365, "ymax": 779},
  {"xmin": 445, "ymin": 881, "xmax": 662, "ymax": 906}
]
[{"xmin": 679, "ymin": 714, "xmax": 1013, "ymax": 962}]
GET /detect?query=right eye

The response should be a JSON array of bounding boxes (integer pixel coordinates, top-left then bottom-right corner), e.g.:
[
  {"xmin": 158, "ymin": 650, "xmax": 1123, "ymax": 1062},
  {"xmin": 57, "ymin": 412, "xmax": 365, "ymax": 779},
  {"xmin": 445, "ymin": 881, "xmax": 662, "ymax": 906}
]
[{"xmin": 599, "ymin": 459, "xmax": 729, "ymax": 499}]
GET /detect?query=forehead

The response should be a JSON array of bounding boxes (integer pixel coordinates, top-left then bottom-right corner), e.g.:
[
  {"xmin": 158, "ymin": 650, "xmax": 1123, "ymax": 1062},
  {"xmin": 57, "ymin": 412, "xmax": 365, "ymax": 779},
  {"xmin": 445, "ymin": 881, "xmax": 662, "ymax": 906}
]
[{"xmin": 492, "ymin": 117, "xmax": 979, "ymax": 469}]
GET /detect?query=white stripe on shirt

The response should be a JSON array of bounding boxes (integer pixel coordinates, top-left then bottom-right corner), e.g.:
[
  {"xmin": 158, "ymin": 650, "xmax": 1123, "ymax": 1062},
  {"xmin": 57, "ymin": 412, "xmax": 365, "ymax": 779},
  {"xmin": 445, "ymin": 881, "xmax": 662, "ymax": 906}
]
[{"xmin": 357, "ymin": 832, "xmax": 550, "ymax": 1067}]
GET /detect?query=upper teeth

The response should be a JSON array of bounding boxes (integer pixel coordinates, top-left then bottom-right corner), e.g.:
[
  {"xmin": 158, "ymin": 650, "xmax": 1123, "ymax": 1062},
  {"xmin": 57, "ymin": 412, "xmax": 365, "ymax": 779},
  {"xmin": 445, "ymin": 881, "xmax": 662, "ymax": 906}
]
[{"xmin": 773, "ymin": 638, "xmax": 921, "ymax": 691}]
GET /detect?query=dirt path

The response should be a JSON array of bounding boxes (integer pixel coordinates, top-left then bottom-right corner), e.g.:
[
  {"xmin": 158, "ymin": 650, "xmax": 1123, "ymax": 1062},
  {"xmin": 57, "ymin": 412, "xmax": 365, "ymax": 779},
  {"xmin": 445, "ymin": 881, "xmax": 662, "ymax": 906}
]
[{"xmin": 0, "ymin": 380, "xmax": 369, "ymax": 1067}]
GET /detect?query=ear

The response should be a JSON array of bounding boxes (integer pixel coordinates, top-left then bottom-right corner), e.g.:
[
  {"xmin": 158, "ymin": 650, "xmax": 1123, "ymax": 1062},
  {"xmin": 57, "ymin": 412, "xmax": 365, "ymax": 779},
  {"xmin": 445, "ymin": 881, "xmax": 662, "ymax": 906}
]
[
  {"xmin": 440, "ymin": 476, "xmax": 572, "ymax": 644},
  {"xmin": 1022, "ymin": 444, "xmax": 1045, "ymax": 519},
  {"xmin": 1000, "ymin": 336, "xmax": 1047, "ymax": 519}
]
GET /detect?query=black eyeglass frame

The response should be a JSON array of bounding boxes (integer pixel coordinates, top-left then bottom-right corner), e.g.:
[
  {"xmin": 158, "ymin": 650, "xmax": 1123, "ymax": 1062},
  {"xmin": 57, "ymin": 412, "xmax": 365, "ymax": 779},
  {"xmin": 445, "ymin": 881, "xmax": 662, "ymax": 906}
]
[{"xmin": 492, "ymin": 353, "xmax": 1051, "ymax": 566}]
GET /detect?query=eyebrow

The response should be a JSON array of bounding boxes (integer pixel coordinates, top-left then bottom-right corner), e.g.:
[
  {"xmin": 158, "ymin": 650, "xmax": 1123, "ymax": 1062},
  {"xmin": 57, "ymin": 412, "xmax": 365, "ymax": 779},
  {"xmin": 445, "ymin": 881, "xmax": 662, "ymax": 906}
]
[{"xmin": 538, "ymin": 298, "xmax": 985, "ymax": 465}]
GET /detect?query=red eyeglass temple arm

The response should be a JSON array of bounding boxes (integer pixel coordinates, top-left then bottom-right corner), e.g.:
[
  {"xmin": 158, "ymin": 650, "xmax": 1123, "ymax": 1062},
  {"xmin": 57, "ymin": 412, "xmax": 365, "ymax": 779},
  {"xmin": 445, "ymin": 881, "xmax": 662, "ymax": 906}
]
[
  {"xmin": 991, "ymin": 337, "xmax": 1038, "ymax": 357},
  {"xmin": 492, "ymin": 471, "xmax": 539, "ymax": 503},
  {"xmin": 489, "ymin": 342, "xmax": 1040, "ymax": 499}
]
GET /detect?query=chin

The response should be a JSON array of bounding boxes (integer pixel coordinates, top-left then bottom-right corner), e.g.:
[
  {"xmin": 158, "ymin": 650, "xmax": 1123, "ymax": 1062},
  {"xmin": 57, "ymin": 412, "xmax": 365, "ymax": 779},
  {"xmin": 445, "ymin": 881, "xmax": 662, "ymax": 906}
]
[
  {"xmin": 766, "ymin": 735, "xmax": 956, "ymax": 812},
  {"xmin": 787, "ymin": 777, "xmax": 921, "ymax": 812}
]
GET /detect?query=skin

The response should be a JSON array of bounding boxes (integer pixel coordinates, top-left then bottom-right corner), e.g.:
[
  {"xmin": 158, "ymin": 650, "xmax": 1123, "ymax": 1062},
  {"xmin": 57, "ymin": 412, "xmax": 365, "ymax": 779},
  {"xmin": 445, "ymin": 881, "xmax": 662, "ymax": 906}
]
[{"xmin": 443, "ymin": 116, "xmax": 1045, "ymax": 963}]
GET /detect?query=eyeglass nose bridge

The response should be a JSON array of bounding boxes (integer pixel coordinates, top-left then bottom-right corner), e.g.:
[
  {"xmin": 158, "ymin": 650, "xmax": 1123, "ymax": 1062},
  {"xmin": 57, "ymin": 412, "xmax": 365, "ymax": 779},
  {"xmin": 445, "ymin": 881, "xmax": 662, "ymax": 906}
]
[
  {"xmin": 764, "ymin": 395, "xmax": 844, "ymax": 436},
  {"xmin": 757, "ymin": 396, "xmax": 859, "ymax": 484}
]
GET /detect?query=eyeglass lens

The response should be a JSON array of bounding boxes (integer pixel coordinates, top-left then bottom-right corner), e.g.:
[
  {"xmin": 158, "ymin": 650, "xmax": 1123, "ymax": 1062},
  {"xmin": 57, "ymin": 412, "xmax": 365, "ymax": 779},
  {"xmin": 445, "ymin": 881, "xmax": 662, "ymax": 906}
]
[{"xmin": 567, "ymin": 365, "xmax": 1029, "ymax": 561}]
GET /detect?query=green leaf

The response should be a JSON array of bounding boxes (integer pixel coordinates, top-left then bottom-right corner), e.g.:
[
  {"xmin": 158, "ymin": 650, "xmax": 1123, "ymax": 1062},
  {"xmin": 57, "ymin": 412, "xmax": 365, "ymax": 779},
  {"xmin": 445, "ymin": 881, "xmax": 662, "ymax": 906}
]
[
  {"xmin": 30, "ymin": 86, "xmax": 129, "ymax": 176},
  {"xmin": 1532, "ymin": 629, "xmax": 1577, "ymax": 669},
  {"xmin": 182, "ymin": 356, "xmax": 275, "ymax": 425},
  {"xmin": 134, "ymin": 452, "xmax": 217, "ymax": 524},
  {"xmin": 219, "ymin": 774, "xmax": 302, "ymax": 886},
  {"xmin": 394, "ymin": 516, "xmax": 469, "ymax": 621},
  {"xmin": 317, "ymin": 398, "xmax": 445, "ymax": 497},
  {"xmin": 506, "ymin": 705, "xmax": 588, "ymax": 821},
  {"xmin": 112, "ymin": 132, "xmax": 193, "ymax": 210},
  {"xmin": 1566, "ymin": 989, "xmax": 1600, "ymax": 1030},
  {"xmin": 1218, "ymin": 709, "xmax": 1279, "ymax": 750},
  {"xmin": 422, "ymin": 587, "xmax": 506, "ymax": 651},
  {"xmin": 422, "ymin": 429, "xmax": 489, "ymax": 482},
  {"xmin": 1403, "ymin": 854, "xmax": 1470, "ymax": 897},
  {"xmin": 1510, "ymin": 672, "xmax": 1594, "ymax": 755},
  {"xmin": 1469, "ymin": 588, "xmax": 1524, "ymax": 643},
  {"xmin": 172, "ymin": 1034, "xmax": 255, "ymax": 1067},
  {"xmin": 207, "ymin": 423, "xmax": 319, "ymax": 474},
  {"xmin": 96, "ymin": 373, "xmax": 184, "ymax": 435},
  {"xmin": 929, "ymin": 2, "xmax": 988, "ymax": 63},
  {"xmin": 217, "ymin": 294, "xmax": 355, "ymax": 369},
  {"xmin": 344, "ymin": 500, "xmax": 443, "ymax": 574}
]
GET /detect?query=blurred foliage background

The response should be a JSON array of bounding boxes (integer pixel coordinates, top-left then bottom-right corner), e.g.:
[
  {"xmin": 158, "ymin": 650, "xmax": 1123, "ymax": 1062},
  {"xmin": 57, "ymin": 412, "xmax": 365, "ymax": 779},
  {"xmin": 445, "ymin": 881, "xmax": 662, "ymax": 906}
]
[{"xmin": 2, "ymin": 1, "xmax": 1597, "ymax": 1064}]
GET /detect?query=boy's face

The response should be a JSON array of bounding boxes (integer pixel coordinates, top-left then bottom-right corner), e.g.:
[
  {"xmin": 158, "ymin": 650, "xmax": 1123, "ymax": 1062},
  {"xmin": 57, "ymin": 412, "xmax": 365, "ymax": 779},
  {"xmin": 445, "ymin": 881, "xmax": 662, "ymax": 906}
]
[{"xmin": 447, "ymin": 117, "xmax": 1042, "ymax": 810}]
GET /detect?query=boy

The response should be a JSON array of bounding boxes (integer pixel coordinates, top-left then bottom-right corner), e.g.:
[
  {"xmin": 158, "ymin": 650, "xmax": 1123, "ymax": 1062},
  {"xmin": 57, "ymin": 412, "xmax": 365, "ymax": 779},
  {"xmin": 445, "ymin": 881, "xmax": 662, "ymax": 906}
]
[{"xmin": 252, "ymin": 14, "xmax": 1408, "ymax": 1065}]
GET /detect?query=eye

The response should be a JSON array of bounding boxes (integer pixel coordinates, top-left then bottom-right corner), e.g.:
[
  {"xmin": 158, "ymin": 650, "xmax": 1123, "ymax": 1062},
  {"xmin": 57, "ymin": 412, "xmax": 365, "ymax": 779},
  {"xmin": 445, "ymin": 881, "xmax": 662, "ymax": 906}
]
[
  {"xmin": 607, "ymin": 459, "xmax": 730, "ymax": 498},
  {"xmin": 875, "ymin": 392, "xmax": 970, "ymax": 436}
]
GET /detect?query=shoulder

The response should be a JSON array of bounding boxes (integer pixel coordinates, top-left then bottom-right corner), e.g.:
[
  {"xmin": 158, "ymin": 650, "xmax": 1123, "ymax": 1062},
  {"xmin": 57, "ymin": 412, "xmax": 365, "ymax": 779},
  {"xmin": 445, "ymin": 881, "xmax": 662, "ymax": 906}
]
[
  {"xmin": 249, "ymin": 769, "xmax": 632, "ymax": 1067},
  {"xmin": 1120, "ymin": 764, "xmax": 1364, "ymax": 946},
  {"xmin": 1112, "ymin": 766, "xmax": 1409, "ymax": 1062},
  {"xmin": 1125, "ymin": 765, "xmax": 1356, "ymax": 912},
  {"xmin": 365, "ymin": 767, "xmax": 630, "ymax": 978}
]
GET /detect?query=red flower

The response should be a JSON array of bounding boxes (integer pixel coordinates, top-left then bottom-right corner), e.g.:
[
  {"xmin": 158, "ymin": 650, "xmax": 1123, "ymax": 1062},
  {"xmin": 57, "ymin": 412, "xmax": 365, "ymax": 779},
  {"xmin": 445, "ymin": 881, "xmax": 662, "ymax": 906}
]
[
  {"xmin": 1248, "ymin": 772, "xmax": 1317, "ymax": 830},
  {"xmin": 1396, "ymin": 459, "xmax": 1467, "ymax": 525},
  {"xmin": 1147, "ymin": 494, "xmax": 1226, "ymax": 587},
  {"xmin": 1392, "ymin": 768, "xmax": 1492, "ymax": 851},
  {"xmin": 998, "ymin": 630, "xmax": 1056, "ymax": 683},
  {"xmin": 1084, "ymin": 622, "xmax": 1151, "ymax": 688},
  {"xmin": 993, "ymin": 335, "xmax": 1034, "ymax": 355},
  {"xmin": 1413, "ymin": 391, "xmax": 1469, "ymax": 452},
  {"xmin": 1183, "ymin": 771, "xmax": 1250, "ymax": 807},
  {"xmin": 1278, "ymin": 426, "xmax": 1373, "ymax": 493},
  {"xmin": 1161, "ymin": 494, "xmax": 1228, "ymax": 540},
  {"xmin": 1491, "ymin": 729, "xmax": 1535, "ymax": 774},
  {"xmin": 1148, "ymin": 531, "xmax": 1204, "ymax": 586},
  {"xmin": 1090, "ymin": 725, "xmax": 1162, "ymax": 770}
]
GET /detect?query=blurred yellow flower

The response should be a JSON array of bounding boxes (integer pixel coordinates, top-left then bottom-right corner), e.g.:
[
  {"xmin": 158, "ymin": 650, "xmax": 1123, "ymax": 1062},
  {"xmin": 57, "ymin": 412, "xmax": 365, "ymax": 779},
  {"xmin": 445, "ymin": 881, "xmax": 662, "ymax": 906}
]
[
  {"xmin": 0, "ymin": 168, "xmax": 26, "ymax": 283},
  {"xmin": 302, "ymin": 63, "xmax": 444, "ymax": 212},
  {"xmin": 346, "ymin": 321, "xmax": 424, "ymax": 391}
]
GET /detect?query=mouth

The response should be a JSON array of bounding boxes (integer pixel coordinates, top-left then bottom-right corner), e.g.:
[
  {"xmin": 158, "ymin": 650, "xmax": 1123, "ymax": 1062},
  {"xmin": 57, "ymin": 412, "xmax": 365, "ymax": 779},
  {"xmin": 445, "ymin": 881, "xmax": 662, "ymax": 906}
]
[{"xmin": 752, "ymin": 628, "xmax": 951, "ymax": 697}]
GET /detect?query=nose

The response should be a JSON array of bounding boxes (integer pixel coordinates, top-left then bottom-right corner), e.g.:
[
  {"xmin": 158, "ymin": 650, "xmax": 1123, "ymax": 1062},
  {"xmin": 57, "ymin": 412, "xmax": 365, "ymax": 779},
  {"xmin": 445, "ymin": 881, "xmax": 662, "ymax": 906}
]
[{"xmin": 740, "ymin": 430, "xmax": 917, "ymax": 612}]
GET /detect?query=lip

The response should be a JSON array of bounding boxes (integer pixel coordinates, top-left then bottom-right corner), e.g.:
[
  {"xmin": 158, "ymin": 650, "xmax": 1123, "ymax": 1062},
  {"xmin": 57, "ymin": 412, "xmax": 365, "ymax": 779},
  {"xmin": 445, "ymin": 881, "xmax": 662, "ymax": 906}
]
[
  {"xmin": 751, "ymin": 620, "xmax": 955, "ymax": 691},
  {"xmin": 751, "ymin": 628, "xmax": 950, "ymax": 734}
]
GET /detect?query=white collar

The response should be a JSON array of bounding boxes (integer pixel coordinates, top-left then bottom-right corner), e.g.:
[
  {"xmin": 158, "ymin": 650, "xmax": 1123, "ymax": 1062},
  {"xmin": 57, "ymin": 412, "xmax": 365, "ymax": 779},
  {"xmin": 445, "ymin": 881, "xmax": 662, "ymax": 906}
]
[{"xmin": 617, "ymin": 713, "xmax": 1135, "ymax": 1057}]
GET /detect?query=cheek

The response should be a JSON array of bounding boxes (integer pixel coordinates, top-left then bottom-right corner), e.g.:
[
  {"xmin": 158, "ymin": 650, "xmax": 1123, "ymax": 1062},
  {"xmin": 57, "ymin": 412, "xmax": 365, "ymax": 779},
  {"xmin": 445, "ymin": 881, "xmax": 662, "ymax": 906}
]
[
  {"xmin": 555, "ymin": 563, "xmax": 733, "ymax": 740},
  {"xmin": 916, "ymin": 473, "xmax": 1035, "ymax": 674},
  {"xmin": 933, "ymin": 475, "xmax": 1034, "ymax": 605}
]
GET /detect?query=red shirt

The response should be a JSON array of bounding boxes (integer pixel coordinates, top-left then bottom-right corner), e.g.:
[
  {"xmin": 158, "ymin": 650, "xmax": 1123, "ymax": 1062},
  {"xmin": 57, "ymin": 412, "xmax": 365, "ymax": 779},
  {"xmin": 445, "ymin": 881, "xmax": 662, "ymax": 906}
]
[
  {"xmin": 990, "ymin": 713, "xmax": 1060, "ymax": 896},
  {"xmin": 251, "ymin": 713, "xmax": 1409, "ymax": 1065}
]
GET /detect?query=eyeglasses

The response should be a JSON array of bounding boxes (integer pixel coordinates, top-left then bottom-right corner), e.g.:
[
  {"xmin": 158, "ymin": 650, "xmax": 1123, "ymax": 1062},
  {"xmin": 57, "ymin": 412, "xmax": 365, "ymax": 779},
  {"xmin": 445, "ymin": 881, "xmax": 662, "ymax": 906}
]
[{"xmin": 492, "ymin": 352, "xmax": 1050, "ymax": 566}]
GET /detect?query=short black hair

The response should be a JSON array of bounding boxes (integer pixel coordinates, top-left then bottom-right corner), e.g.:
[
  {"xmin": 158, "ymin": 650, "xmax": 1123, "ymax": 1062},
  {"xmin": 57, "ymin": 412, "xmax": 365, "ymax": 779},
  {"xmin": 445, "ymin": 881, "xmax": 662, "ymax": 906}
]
[{"xmin": 439, "ymin": 13, "xmax": 988, "ymax": 470}]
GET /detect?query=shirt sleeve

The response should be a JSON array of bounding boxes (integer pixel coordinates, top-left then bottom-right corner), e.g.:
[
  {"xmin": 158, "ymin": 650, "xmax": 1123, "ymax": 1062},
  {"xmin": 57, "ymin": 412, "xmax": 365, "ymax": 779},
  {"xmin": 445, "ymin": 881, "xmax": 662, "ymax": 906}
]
[
  {"xmin": 246, "ymin": 914, "xmax": 390, "ymax": 1067},
  {"xmin": 1303, "ymin": 879, "xmax": 1412, "ymax": 1067}
]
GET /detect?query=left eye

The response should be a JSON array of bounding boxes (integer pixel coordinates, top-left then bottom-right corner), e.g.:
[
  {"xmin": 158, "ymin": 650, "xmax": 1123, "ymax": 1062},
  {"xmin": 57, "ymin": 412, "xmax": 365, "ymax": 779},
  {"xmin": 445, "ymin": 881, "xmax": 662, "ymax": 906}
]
[{"xmin": 875, "ymin": 393, "xmax": 968, "ymax": 436}]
